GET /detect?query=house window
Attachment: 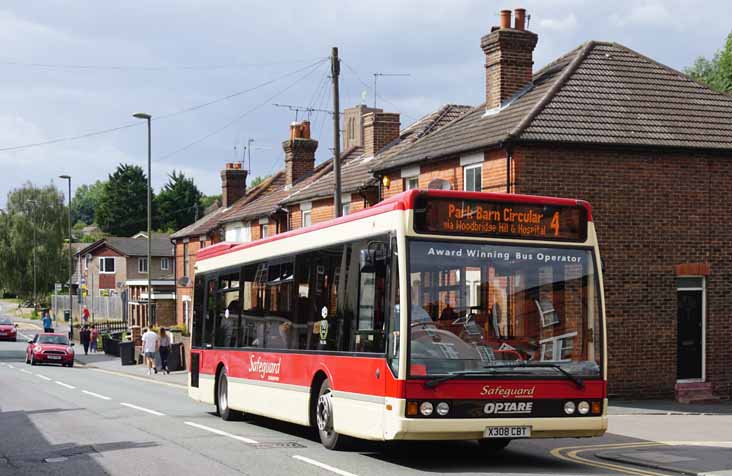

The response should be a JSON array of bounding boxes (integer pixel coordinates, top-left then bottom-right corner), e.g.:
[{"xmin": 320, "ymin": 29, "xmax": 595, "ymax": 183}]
[
  {"xmin": 302, "ymin": 210, "xmax": 312, "ymax": 228},
  {"xmin": 464, "ymin": 164, "xmax": 482, "ymax": 192},
  {"xmin": 183, "ymin": 242, "xmax": 190, "ymax": 278},
  {"xmin": 84, "ymin": 254, "xmax": 91, "ymax": 270},
  {"xmin": 99, "ymin": 257, "xmax": 115, "ymax": 273},
  {"xmin": 539, "ymin": 332, "xmax": 577, "ymax": 362},
  {"xmin": 161, "ymin": 257, "xmax": 169, "ymax": 271},
  {"xmin": 404, "ymin": 177, "xmax": 419, "ymax": 190},
  {"xmin": 341, "ymin": 202, "xmax": 350, "ymax": 216},
  {"xmin": 138, "ymin": 257, "xmax": 148, "ymax": 274},
  {"xmin": 260, "ymin": 224, "xmax": 269, "ymax": 239}
]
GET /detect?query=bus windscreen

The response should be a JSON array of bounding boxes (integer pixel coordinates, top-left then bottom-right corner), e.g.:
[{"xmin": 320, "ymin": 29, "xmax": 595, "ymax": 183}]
[{"xmin": 413, "ymin": 195, "xmax": 587, "ymax": 242}]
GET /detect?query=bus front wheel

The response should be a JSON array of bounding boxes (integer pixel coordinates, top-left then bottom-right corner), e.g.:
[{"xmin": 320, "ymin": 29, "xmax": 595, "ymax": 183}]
[{"xmin": 315, "ymin": 379, "xmax": 348, "ymax": 450}]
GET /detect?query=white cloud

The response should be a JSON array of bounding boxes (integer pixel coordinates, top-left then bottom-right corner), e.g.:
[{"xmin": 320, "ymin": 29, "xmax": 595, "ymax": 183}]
[{"xmin": 538, "ymin": 13, "xmax": 578, "ymax": 32}]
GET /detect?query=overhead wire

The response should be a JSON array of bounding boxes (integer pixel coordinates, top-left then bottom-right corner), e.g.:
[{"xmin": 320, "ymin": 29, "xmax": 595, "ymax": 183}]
[
  {"xmin": 158, "ymin": 60, "xmax": 327, "ymax": 161},
  {"xmin": 0, "ymin": 57, "xmax": 324, "ymax": 72},
  {"xmin": 0, "ymin": 58, "xmax": 328, "ymax": 153}
]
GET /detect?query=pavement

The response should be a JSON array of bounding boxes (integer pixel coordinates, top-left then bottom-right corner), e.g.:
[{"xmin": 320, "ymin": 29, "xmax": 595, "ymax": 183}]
[{"xmin": 3, "ymin": 298, "xmax": 732, "ymax": 476}]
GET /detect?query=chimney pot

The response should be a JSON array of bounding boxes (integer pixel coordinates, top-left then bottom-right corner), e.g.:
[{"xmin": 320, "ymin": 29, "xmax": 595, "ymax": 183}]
[
  {"xmin": 499, "ymin": 9, "xmax": 511, "ymax": 29},
  {"xmin": 514, "ymin": 8, "xmax": 526, "ymax": 31}
]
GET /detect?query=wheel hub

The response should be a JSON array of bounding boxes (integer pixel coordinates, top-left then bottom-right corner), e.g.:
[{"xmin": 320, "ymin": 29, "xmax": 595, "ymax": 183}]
[
  {"xmin": 219, "ymin": 377, "xmax": 228, "ymax": 411},
  {"xmin": 316, "ymin": 392, "xmax": 333, "ymax": 432}
]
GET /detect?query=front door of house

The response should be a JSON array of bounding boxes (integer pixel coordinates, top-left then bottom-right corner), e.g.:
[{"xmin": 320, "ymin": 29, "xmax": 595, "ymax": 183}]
[{"xmin": 677, "ymin": 289, "xmax": 703, "ymax": 380}]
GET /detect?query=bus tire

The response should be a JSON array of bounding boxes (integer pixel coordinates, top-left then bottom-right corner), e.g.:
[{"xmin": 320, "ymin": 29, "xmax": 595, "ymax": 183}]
[
  {"xmin": 478, "ymin": 438, "xmax": 511, "ymax": 452},
  {"xmin": 216, "ymin": 369, "xmax": 240, "ymax": 421},
  {"xmin": 315, "ymin": 379, "xmax": 348, "ymax": 450}
]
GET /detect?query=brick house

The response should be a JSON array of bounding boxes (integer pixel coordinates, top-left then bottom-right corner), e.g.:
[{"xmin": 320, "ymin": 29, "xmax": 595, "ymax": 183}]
[
  {"xmin": 77, "ymin": 233, "xmax": 175, "ymax": 326},
  {"xmin": 369, "ymin": 9, "xmax": 732, "ymax": 400}
]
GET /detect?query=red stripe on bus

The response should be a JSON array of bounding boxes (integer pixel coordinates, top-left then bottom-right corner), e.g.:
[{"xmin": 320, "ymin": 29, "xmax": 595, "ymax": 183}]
[{"xmin": 192, "ymin": 350, "xmax": 605, "ymax": 400}]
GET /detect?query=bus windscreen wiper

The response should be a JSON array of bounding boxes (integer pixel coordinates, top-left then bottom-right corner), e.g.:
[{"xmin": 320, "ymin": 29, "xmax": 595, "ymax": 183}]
[
  {"xmin": 481, "ymin": 362, "xmax": 585, "ymax": 390},
  {"xmin": 424, "ymin": 369, "xmax": 499, "ymax": 389}
]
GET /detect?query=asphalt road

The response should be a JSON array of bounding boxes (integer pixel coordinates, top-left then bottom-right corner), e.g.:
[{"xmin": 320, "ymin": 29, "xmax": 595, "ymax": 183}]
[{"xmin": 4, "ymin": 301, "xmax": 729, "ymax": 476}]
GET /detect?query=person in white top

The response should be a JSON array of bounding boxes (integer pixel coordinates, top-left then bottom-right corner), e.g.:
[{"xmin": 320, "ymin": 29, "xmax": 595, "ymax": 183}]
[{"xmin": 141, "ymin": 328, "xmax": 159, "ymax": 376}]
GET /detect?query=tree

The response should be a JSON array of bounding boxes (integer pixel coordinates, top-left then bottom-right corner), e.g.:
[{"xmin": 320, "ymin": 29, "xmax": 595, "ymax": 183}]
[
  {"xmin": 96, "ymin": 164, "xmax": 153, "ymax": 237},
  {"xmin": 155, "ymin": 171, "xmax": 203, "ymax": 231},
  {"xmin": 250, "ymin": 175, "xmax": 268, "ymax": 188},
  {"xmin": 0, "ymin": 183, "xmax": 67, "ymax": 302},
  {"xmin": 200, "ymin": 194, "xmax": 221, "ymax": 211},
  {"xmin": 70, "ymin": 180, "xmax": 106, "ymax": 225},
  {"xmin": 685, "ymin": 32, "xmax": 732, "ymax": 93}
]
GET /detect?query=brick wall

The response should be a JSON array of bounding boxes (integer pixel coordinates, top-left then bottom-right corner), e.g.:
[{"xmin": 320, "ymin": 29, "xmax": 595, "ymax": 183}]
[{"xmin": 515, "ymin": 144, "xmax": 732, "ymax": 398}]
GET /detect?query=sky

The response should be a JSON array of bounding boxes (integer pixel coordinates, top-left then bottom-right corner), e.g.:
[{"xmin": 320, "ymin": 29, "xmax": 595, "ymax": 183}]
[{"xmin": 1, "ymin": 0, "xmax": 731, "ymax": 209}]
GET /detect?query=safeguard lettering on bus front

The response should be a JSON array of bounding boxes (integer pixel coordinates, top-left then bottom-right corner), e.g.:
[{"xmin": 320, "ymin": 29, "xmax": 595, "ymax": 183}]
[{"xmin": 414, "ymin": 197, "xmax": 587, "ymax": 242}]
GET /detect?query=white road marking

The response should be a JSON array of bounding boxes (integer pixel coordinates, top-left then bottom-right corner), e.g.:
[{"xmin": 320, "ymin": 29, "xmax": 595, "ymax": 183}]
[
  {"xmin": 20, "ymin": 369, "xmax": 32, "ymax": 374},
  {"xmin": 55, "ymin": 381, "xmax": 75, "ymax": 389},
  {"xmin": 120, "ymin": 402, "xmax": 165, "ymax": 416},
  {"xmin": 36, "ymin": 374, "xmax": 51, "ymax": 381},
  {"xmin": 82, "ymin": 390, "xmax": 111, "ymax": 400},
  {"xmin": 184, "ymin": 421, "xmax": 258, "ymax": 444},
  {"xmin": 292, "ymin": 455, "xmax": 360, "ymax": 476}
]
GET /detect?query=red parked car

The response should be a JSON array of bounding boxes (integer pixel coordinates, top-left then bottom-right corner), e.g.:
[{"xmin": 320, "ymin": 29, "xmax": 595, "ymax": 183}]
[
  {"xmin": 0, "ymin": 318, "xmax": 17, "ymax": 341},
  {"xmin": 26, "ymin": 333, "xmax": 75, "ymax": 367}
]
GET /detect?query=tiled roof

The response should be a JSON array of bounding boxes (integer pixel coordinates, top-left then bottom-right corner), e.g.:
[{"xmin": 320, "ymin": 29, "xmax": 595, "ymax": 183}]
[
  {"xmin": 78, "ymin": 235, "xmax": 174, "ymax": 257},
  {"xmin": 170, "ymin": 206, "xmax": 225, "ymax": 239},
  {"xmin": 280, "ymin": 146, "xmax": 366, "ymax": 204},
  {"xmin": 520, "ymin": 42, "xmax": 732, "ymax": 148},
  {"xmin": 375, "ymin": 41, "xmax": 732, "ymax": 170}
]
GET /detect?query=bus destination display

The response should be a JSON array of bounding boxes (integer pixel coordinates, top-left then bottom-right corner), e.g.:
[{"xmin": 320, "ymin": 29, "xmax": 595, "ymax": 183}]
[{"xmin": 413, "ymin": 196, "xmax": 587, "ymax": 241}]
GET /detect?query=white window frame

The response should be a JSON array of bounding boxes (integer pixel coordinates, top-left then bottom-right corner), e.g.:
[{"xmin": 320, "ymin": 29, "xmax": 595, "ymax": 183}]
[
  {"xmin": 404, "ymin": 177, "xmax": 419, "ymax": 190},
  {"xmin": 161, "ymin": 257, "xmax": 169, "ymax": 271},
  {"xmin": 138, "ymin": 257, "xmax": 148, "ymax": 274},
  {"xmin": 463, "ymin": 163, "xmax": 482, "ymax": 192},
  {"xmin": 99, "ymin": 257, "xmax": 115, "ymax": 274},
  {"xmin": 260, "ymin": 223, "xmax": 269, "ymax": 239},
  {"xmin": 539, "ymin": 332, "xmax": 577, "ymax": 362},
  {"xmin": 301, "ymin": 202, "xmax": 313, "ymax": 228},
  {"xmin": 676, "ymin": 276, "xmax": 706, "ymax": 383}
]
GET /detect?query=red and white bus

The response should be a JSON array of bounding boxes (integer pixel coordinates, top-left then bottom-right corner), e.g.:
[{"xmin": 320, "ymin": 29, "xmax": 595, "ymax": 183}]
[{"xmin": 189, "ymin": 189, "xmax": 607, "ymax": 451}]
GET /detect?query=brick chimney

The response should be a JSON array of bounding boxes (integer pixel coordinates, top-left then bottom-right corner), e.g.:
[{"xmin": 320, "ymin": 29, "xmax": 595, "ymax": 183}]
[
  {"xmin": 481, "ymin": 8, "xmax": 538, "ymax": 110},
  {"xmin": 343, "ymin": 104, "xmax": 382, "ymax": 150},
  {"xmin": 282, "ymin": 120, "xmax": 318, "ymax": 187},
  {"xmin": 220, "ymin": 162, "xmax": 247, "ymax": 208},
  {"xmin": 363, "ymin": 112, "xmax": 400, "ymax": 157}
]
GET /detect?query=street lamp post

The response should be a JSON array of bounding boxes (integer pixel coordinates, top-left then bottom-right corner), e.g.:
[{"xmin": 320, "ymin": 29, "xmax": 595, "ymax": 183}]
[
  {"xmin": 26, "ymin": 199, "xmax": 38, "ymax": 311},
  {"xmin": 59, "ymin": 175, "xmax": 73, "ymax": 337},
  {"xmin": 133, "ymin": 112, "xmax": 153, "ymax": 327}
]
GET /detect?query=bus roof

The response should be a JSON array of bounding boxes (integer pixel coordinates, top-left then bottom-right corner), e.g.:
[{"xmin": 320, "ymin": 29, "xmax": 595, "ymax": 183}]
[{"xmin": 197, "ymin": 189, "xmax": 592, "ymax": 262}]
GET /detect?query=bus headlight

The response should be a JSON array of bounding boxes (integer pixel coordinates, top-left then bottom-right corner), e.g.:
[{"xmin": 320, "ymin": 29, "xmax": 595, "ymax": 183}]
[
  {"xmin": 564, "ymin": 401, "xmax": 576, "ymax": 415},
  {"xmin": 436, "ymin": 402, "xmax": 450, "ymax": 416},
  {"xmin": 577, "ymin": 401, "xmax": 590, "ymax": 415},
  {"xmin": 419, "ymin": 402, "xmax": 434, "ymax": 416}
]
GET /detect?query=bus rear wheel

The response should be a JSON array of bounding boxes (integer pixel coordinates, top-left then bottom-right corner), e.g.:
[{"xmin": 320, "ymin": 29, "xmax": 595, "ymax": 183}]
[
  {"xmin": 478, "ymin": 438, "xmax": 511, "ymax": 453},
  {"xmin": 315, "ymin": 379, "xmax": 348, "ymax": 450},
  {"xmin": 216, "ymin": 369, "xmax": 241, "ymax": 421}
]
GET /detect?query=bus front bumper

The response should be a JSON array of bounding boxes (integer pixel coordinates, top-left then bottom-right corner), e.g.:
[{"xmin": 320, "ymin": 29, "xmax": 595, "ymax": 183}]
[{"xmin": 384, "ymin": 400, "xmax": 607, "ymax": 441}]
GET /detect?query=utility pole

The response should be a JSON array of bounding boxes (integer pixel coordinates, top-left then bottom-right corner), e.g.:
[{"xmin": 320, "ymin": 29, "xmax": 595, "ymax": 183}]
[
  {"xmin": 331, "ymin": 47, "xmax": 342, "ymax": 218},
  {"xmin": 59, "ymin": 175, "xmax": 73, "ymax": 334}
]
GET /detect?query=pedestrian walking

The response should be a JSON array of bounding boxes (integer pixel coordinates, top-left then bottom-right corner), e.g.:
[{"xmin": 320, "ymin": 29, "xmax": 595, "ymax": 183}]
[
  {"xmin": 89, "ymin": 325, "xmax": 99, "ymax": 353},
  {"xmin": 82, "ymin": 306, "xmax": 90, "ymax": 326},
  {"xmin": 79, "ymin": 325, "xmax": 91, "ymax": 355},
  {"xmin": 41, "ymin": 310, "xmax": 53, "ymax": 333},
  {"xmin": 159, "ymin": 328, "xmax": 171, "ymax": 374},
  {"xmin": 141, "ymin": 327, "xmax": 159, "ymax": 376}
]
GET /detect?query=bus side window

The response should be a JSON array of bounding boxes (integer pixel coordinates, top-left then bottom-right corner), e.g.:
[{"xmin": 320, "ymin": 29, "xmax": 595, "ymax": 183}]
[
  {"xmin": 352, "ymin": 239, "xmax": 387, "ymax": 353},
  {"xmin": 203, "ymin": 278, "xmax": 217, "ymax": 347},
  {"xmin": 192, "ymin": 276, "xmax": 205, "ymax": 347}
]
